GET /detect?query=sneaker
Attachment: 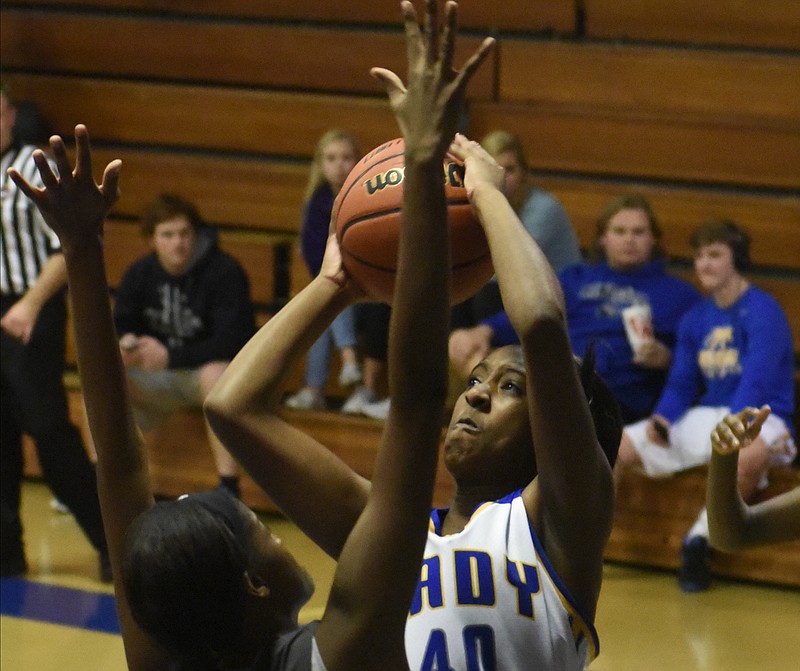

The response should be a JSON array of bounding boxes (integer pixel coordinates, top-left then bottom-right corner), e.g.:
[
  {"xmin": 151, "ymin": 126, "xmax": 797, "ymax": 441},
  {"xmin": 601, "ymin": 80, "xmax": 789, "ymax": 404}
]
[
  {"xmin": 284, "ymin": 387, "xmax": 326, "ymax": 410},
  {"xmin": 338, "ymin": 361, "xmax": 362, "ymax": 387},
  {"xmin": 362, "ymin": 398, "xmax": 391, "ymax": 421},
  {"xmin": 678, "ymin": 536, "xmax": 712, "ymax": 592},
  {"xmin": 50, "ymin": 498, "xmax": 70, "ymax": 514},
  {"xmin": 341, "ymin": 386, "xmax": 376, "ymax": 415}
]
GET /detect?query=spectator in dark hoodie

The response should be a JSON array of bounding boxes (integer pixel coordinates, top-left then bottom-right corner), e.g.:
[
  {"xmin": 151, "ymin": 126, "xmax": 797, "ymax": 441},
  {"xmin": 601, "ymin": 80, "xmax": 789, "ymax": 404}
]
[{"xmin": 114, "ymin": 193, "xmax": 255, "ymax": 497}]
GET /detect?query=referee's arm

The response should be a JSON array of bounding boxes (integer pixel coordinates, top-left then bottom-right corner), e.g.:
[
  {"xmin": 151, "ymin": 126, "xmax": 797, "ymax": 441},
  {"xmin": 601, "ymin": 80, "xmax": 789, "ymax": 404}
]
[{"xmin": 0, "ymin": 253, "xmax": 66, "ymax": 343}]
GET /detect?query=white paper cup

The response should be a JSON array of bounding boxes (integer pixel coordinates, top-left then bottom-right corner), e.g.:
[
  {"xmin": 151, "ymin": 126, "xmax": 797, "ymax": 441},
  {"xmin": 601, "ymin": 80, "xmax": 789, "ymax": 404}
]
[{"xmin": 622, "ymin": 304, "xmax": 654, "ymax": 352}]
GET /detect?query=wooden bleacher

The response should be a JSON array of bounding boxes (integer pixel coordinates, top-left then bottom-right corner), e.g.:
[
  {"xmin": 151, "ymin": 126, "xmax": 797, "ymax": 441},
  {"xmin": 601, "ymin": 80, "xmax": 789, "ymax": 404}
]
[
  {"xmin": 6, "ymin": 0, "xmax": 798, "ymax": 587},
  {"xmin": 25, "ymin": 383, "xmax": 799, "ymax": 589},
  {"xmin": 608, "ymin": 466, "xmax": 800, "ymax": 588},
  {"xmin": 582, "ymin": 0, "xmax": 800, "ymax": 50}
]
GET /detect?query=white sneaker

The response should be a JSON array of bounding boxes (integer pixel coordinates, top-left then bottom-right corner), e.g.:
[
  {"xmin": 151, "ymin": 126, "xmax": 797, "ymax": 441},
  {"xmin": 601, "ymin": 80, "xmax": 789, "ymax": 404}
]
[
  {"xmin": 362, "ymin": 398, "xmax": 391, "ymax": 421},
  {"xmin": 341, "ymin": 386, "xmax": 376, "ymax": 415},
  {"xmin": 284, "ymin": 387, "xmax": 326, "ymax": 410},
  {"xmin": 338, "ymin": 361, "xmax": 362, "ymax": 387},
  {"xmin": 50, "ymin": 499, "xmax": 70, "ymax": 514}
]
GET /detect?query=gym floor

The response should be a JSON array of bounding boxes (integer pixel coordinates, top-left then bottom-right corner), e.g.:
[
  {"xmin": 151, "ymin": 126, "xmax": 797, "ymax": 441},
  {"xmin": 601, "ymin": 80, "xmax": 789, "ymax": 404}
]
[{"xmin": 2, "ymin": 480, "xmax": 798, "ymax": 671}]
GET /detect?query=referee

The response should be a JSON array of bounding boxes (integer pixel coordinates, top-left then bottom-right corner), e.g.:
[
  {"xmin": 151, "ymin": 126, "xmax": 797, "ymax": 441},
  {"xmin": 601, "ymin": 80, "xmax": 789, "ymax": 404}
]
[{"xmin": 1, "ymin": 83, "xmax": 109, "ymax": 581}]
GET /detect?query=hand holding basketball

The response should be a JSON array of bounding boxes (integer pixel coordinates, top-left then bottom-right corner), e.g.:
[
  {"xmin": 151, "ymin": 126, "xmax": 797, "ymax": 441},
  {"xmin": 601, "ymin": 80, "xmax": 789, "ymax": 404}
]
[{"xmin": 332, "ymin": 137, "xmax": 493, "ymax": 304}]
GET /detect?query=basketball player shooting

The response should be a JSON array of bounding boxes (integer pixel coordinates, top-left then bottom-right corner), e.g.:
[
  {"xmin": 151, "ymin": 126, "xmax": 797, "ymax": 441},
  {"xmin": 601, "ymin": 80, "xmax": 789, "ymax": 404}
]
[{"xmin": 209, "ymin": 1, "xmax": 621, "ymax": 670}]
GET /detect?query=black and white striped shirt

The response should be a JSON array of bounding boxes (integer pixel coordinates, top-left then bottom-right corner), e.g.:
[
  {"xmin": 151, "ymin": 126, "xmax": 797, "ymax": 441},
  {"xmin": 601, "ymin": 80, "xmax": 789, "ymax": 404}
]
[{"xmin": 1, "ymin": 144, "xmax": 61, "ymax": 296}]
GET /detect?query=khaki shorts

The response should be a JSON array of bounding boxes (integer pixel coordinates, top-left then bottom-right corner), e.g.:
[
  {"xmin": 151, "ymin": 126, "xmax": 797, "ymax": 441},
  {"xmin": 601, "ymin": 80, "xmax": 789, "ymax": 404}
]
[
  {"xmin": 625, "ymin": 406, "xmax": 796, "ymax": 480},
  {"xmin": 127, "ymin": 368, "xmax": 204, "ymax": 431}
]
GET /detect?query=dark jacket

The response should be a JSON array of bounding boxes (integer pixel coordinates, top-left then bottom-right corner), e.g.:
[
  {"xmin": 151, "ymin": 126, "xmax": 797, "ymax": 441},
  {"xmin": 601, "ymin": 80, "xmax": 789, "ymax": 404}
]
[{"xmin": 113, "ymin": 225, "xmax": 255, "ymax": 368}]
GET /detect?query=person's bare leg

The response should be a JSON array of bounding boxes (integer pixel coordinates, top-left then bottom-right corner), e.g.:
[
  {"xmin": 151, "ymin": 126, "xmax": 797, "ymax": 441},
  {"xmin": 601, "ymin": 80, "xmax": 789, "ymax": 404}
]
[
  {"xmin": 735, "ymin": 436, "xmax": 772, "ymax": 501},
  {"xmin": 362, "ymin": 357, "xmax": 384, "ymax": 397},
  {"xmin": 613, "ymin": 431, "xmax": 640, "ymax": 490},
  {"xmin": 340, "ymin": 346, "xmax": 358, "ymax": 367}
]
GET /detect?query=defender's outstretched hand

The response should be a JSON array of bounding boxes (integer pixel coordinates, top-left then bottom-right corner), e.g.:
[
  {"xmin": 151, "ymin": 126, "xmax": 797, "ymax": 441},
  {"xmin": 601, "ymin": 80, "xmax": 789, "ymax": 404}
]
[
  {"xmin": 370, "ymin": 0, "xmax": 494, "ymax": 159},
  {"xmin": 7, "ymin": 124, "xmax": 120, "ymax": 248},
  {"xmin": 710, "ymin": 405, "xmax": 771, "ymax": 456}
]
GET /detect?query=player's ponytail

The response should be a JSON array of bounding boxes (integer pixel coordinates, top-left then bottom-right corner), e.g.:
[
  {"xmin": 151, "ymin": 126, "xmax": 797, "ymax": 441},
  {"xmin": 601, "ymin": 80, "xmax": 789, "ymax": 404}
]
[{"xmin": 577, "ymin": 342, "xmax": 623, "ymax": 468}]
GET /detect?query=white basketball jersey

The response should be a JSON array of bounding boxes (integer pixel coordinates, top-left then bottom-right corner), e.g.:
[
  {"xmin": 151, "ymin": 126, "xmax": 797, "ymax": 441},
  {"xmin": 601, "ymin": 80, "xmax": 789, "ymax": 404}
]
[{"xmin": 405, "ymin": 490, "xmax": 598, "ymax": 671}]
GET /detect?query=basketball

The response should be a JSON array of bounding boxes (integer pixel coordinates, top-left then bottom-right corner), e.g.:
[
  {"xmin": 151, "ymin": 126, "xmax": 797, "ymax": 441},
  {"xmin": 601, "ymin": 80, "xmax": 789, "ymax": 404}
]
[{"xmin": 332, "ymin": 138, "xmax": 493, "ymax": 305}]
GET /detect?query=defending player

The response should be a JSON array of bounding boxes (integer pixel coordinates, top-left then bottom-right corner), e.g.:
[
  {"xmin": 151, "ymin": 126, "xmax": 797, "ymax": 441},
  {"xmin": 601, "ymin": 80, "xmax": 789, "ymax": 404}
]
[{"xmin": 9, "ymin": 1, "xmax": 494, "ymax": 669}]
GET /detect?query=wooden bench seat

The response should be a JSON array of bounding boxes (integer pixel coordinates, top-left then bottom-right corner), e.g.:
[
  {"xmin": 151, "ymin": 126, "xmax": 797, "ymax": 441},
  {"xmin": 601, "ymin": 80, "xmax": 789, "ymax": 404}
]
[
  {"xmin": 608, "ymin": 466, "xmax": 800, "ymax": 588},
  {"xmin": 24, "ymin": 381, "xmax": 798, "ymax": 588},
  {"xmin": 582, "ymin": 0, "xmax": 800, "ymax": 50},
  {"xmin": 0, "ymin": 10, "xmax": 494, "ymax": 99},
  {"xmin": 23, "ymin": 385, "xmax": 456, "ymax": 512},
  {"xmin": 7, "ymin": 0, "xmax": 577, "ymax": 34}
]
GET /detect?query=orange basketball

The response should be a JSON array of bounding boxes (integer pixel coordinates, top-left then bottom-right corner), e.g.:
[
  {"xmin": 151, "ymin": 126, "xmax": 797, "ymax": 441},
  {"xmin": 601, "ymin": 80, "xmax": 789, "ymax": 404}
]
[{"xmin": 332, "ymin": 138, "xmax": 493, "ymax": 305}]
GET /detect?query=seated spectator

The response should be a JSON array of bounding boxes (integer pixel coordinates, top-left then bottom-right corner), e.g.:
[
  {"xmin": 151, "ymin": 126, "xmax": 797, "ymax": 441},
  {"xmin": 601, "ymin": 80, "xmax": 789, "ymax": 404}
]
[
  {"xmin": 284, "ymin": 129, "xmax": 393, "ymax": 419},
  {"xmin": 619, "ymin": 220, "xmax": 796, "ymax": 592},
  {"xmin": 284, "ymin": 129, "xmax": 386, "ymax": 413},
  {"xmin": 450, "ymin": 194, "xmax": 701, "ymax": 422},
  {"xmin": 113, "ymin": 193, "xmax": 255, "ymax": 497},
  {"xmin": 450, "ymin": 129, "xmax": 581, "ymax": 329}
]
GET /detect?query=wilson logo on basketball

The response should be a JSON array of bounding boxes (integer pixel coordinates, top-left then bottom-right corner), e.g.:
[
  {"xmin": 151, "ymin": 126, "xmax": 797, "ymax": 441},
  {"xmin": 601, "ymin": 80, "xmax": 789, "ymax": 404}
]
[
  {"xmin": 364, "ymin": 161, "xmax": 465, "ymax": 196},
  {"xmin": 364, "ymin": 168, "xmax": 404, "ymax": 195}
]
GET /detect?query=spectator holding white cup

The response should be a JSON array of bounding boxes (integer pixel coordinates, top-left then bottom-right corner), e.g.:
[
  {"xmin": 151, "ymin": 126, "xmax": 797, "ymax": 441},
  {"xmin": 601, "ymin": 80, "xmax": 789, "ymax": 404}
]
[
  {"xmin": 452, "ymin": 194, "xmax": 701, "ymax": 423},
  {"xmin": 622, "ymin": 302, "xmax": 656, "ymax": 361}
]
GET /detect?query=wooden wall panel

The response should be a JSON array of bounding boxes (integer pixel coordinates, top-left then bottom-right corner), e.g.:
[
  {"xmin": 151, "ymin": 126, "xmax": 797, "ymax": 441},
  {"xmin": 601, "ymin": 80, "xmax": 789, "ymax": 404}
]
[
  {"xmin": 3, "ymin": 74, "xmax": 399, "ymax": 159},
  {"xmin": 499, "ymin": 41, "xmax": 800, "ymax": 124},
  {"xmin": 470, "ymin": 102, "xmax": 800, "ymax": 189},
  {"xmin": 0, "ymin": 11, "xmax": 494, "ymax": 98},
  {"xmin": 583, "ymin": 0, "xmax": 800, "ymax": 50},
  {"xmin": 5, "ymin": 0, "xmax": 577, "ymax": 33},
  {"xmin": 91, "ymin": 149, "xmax": 308, "ymax": 234}
]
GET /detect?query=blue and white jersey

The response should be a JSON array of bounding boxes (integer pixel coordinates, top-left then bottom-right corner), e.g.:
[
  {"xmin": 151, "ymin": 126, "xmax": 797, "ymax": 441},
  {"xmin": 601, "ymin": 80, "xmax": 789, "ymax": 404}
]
[{"xmin": 405, "ymin": 490, "xmax": 598, "ymax": 671}]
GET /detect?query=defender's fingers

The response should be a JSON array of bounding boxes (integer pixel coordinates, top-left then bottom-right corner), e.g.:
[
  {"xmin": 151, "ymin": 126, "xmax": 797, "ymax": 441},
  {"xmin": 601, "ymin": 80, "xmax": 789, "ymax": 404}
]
[
  {"xmin": 101, "ymin": 159, "xmax": 123, "ymax": 203},
  {"xmin": 439, "ymin": 1, "xmax": 457, "ymax": 72},
  {"xmin": 32, "ymin": 149, "xmax": 60, "ymax": 191},
  {"xmin": 370, "ymin": 67, "xmax": 408, "ymax": 107},
  {"xmin": 401, "ymin": 1, "xmax": 423, "ymax": 69},
  {"xmin": 73, "ymin": 125, "xmax": 94, "ymax": 182},
  {"xmin": 7, "ymin": 167, "xmax": 41, "ymax": 201},
  {"xmin": 452, "ymin": 37, "xmax": 495, "ymax": 91},
  {"xmin": 423, "ymin": 0, "xmax": 440, "ymax": 66},
  {"xmin": 48, "ymin": 134, "xmax": 73, "ymax": 184}
]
